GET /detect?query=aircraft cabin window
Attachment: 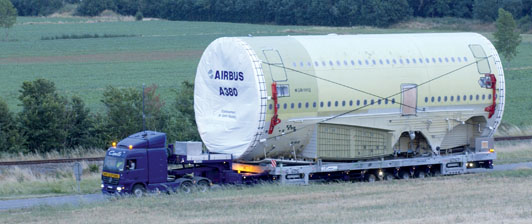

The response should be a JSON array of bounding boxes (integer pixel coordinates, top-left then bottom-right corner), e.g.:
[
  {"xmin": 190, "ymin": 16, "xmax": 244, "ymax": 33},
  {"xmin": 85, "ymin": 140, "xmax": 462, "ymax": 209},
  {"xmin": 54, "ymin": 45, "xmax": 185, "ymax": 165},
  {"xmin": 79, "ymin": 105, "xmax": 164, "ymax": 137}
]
[
  {"xmin": 463, "ymin": 95, "xmax": 466, "ymax": 101},
  {"xmin": 305, "ymin": 102, "xmax": 308, "ymax": 108},
  {"xmin": 438, "ymin": 96, "xmax": 441, "ymax": 102},
  {"xmin": 269, "ymin": 104, "xmax": 272, "ymax": 110},
  {"xmin": 322, "ymin": 61, "xmax": 326, "ymax": 66},
  {"xmin": 470, "ymin": 95, "xmax": 473, "ymax": 101},
  {"xmin": 419, "ymin": 58, "xmax": 423, "ymax": 63},
  {"xmin": 379, "ymin": 59, "xmax": 383, "ymax": 65},
  {"xmin": 431, "ymin": 96, "xmax": 435, "ymax": 102},
  {"xmin": 406, "ymin": 59, "xmax": 410, "ymax": 64},
  {"xmin": 358, "ymin": 60, "xmax": 362, "ymax": 65},
  {"xmin": 399, "ymin": 59, "xmax": 403, "ymax": 64},
  {"xmin": 365, "ymin": 60, "xmax": 369, "ymax": 65},
  {"xmin": 292, "ymin": 62, "xmax": 297, "ymax": 67},
  {"xmin": 344, "ymin": 60, "xmax": 348, "ymax": 66},
  {"xmin": 307, "ymin": 62, "xmax": 311, "ymax": 66},
  {"xmin": 451, "ymin": 96, "xmax": 454, "ymax": 101},
  {"xmin": 392, "ymin": 98, "xmax": 396, "ymax": 104},
  {"xmin": 463, "ymin": 57, "xmax": 468, "ymax": 62},
  {"xmin": 327, "ymin": 101, "xmax": 331, "ymax": 107},
  {"xmin": 432, "ymin": 58, "xmax": 436, "ymax": 63},
  {"xmin": 320, "ymin": 102, "xmax": 324, "ymax": 107},
  {"xmin": 276, "ymin": 84, "xmax": 290, "ymax": 97},
  {"xmin": 386, "ymin": 59, "xmax": 390, "ymax": 64},
  {"xmin": 350, "ymin": 60, "xmax": 355, "ymax": 65},
  {"xmin": 482, "ymin": 94, "xmax": 486, "ymax": 100},
  {"xmin": 334, "ymin": 101, "xmax": 338, "ymax": 107},
  {"xmin": 425, "ymin": 58, "xmax": 430, "ymax": 63},
  {"xmin": 476, "ymin": 95, "xmax": 480, "ymax": 100},
  {"xmin": 425, "ymin": 97, "xmax": 428, "ymax": 103},
  {"xmin": 488, "ymin": 94, "xmax": 492, "ymax": 100},
  {"xmin": 313, "ymin": 102, "xmax": 317, "ymax": 108},
  {"xmin": 300, "ymin": 62, "xmax": 304, "ymax": 67},
  {"xmin": 438, "ymin": 58, "xmax": 443, "ymax": 63},
  {"xmin": 456, "ymin": 95, "xmax": 460, "ymax": 101},
  {"xmin": 445, "ymin": 57, "xmax": 449, "ymax": 63},
  {"xmin": 372, "ymin": 59, "xmax": 376, "ymax": 65},
  {"xmin": 385, "ymin": 98, "xmax": 389, "ymax": 104},
  {"xmin": 458, "ymin": 57, "xmax": 462, "ymax": 62},
  {"xmin": 412, "ymin": 58, "xmax": 416, "ymax": 64},
  {"xmin": 357, "ymin": 100, "xmax": 360, "ymax": 106},
  {"xmin": 371, "ymin": 99, "xmax": 375, "ymax": 105},
  {"xmin": 378, "ymin": 99, "xmax": 382, "ymax": 105},
  {"xmin": 392, "ymin": 59, "xmax": 397, "ymax": 64},
  {"xmin": 364, "ymin": 100, "xmax": 367, "ymax": 105},
  {"xmin": 315, "ymin": 61, "xmax": 319, "ymax": 66},
  {"xmin": 336, "ymin": 60, "xmax": 341, "ymax": 66},
  {"xmin": 290, "ymin": 103, "xmax": 294, "ymax": 109},
  {"xmin": 283, "ymin": 103, "xmax": 287, "ymax": 109},
  {"xmin": 444, "ymin": 96, "xmax": 447, "ymax": 102},
  {"xmin": 342, "ymin": 101, "xmax": 346, "ymax": 106},
  {"xmin": 329, "ymin": 61, "xmax": 334, "ymax": 66}
]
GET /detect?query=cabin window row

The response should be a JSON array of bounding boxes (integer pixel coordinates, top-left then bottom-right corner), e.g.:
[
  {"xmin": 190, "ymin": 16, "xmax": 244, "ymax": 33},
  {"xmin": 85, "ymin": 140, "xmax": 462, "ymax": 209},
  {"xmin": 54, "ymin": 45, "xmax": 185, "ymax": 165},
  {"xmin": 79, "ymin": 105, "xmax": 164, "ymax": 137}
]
[
  {"xmin": 267, "ymin": 93, "xmax": 493, "ymax": 111},
  {"xmin": 291, "ymin": 56, "xmax": 469, "ymax": 68},
  {"xmin": 424, "ymin": 94, "xmax": 493, "ymax": 103},
  {"xmin": 268, "ymin": 98, "xmax": 397, "ymax": 110}
]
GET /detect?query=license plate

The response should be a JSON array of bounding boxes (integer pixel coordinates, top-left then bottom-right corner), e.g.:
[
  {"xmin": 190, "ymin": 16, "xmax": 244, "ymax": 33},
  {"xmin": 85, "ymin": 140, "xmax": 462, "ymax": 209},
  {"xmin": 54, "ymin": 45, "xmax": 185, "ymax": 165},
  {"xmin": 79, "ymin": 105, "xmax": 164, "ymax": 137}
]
[{"xmin": 102, "ymin": 172, "xmax": 120, "ymax": 178}]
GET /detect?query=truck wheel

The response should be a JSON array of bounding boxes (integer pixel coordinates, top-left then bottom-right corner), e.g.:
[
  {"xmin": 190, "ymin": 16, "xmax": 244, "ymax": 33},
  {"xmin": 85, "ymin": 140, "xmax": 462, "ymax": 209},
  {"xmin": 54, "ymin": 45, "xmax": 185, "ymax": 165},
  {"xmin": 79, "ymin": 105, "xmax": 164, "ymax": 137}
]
[
  {"xmin": 366, "ymin": 174, "xmax": 377, "ymax": 182},
  {"xmin": 416, "ymin": 171, "xmax": 426, "ymax": 179},
  {"xmin": 383, "ymin": 172, "xmax": 395, "ymax": 181},
  {"xmin": 399, "ymin": 171, "xmax": 410, "ymax": 180},
  {"xmin": 180, "ymin": 181, "xmax": 193, "ymax": 194},
  {"xmin": 132, "ymin": 184, "xmax": 146, "ymax": 197},
  {"xmin": 196, "ymin": 180, "xmax": 210, "ymax": 193}
]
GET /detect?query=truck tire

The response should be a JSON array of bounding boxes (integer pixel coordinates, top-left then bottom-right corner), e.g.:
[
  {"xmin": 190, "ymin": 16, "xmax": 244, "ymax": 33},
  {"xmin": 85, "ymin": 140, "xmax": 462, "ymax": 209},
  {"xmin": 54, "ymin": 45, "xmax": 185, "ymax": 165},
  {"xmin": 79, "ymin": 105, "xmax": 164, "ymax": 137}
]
[
  {"xmin": 180, "ymin": 181, "xmax": 193, "ymax": 194},
  {"xmin": 383, "ymin": 172, "xmax": 395, "ymax": 181},
  {"xmin": 196, "ymin": 180, "xmax": 210, "ymax": 192},
  {"xmin": 416, "ymin": 171, "xmax": 426, "ymax": 179},
  {"xmin": 399, "ymin": 171, "xmax": 410, "ymax": 180},
  {"xmin": 132, "ymin": 184, "xmax": 146, "ymax": 197},
  {"xmin": 366, "ymin": 173, "xmax": 377, "ymax": 182}
]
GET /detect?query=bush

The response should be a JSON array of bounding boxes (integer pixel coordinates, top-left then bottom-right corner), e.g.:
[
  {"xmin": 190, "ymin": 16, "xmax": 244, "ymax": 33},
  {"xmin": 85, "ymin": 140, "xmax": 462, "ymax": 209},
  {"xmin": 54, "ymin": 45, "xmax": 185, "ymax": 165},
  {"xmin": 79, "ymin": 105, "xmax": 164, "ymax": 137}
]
[
  {"xmin": 135, "ymin": 10, "xmax": 143, "ymax": 21},
  {"xmin": 18, "ymin": 79, "xmax": 67, "ymax": 153},
  {"xmin": 0, "ymin": 98, "xmax": 24, "ymax": 153},
  {"xmin": 10, "ymin": 0, "xmax": 63, "ymax": 16},
  {"xmin": 76, "ymin": 0, "xmax": 116, "ymax": 16}
]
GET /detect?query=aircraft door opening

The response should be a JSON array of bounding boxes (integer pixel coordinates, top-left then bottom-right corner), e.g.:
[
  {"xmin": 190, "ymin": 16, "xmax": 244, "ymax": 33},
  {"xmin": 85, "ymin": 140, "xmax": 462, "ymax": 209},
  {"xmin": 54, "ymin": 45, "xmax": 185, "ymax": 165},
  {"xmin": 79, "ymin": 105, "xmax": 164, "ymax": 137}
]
[
  {"xmin": 262, "ymin": 49, "xmax": 288, "ymax": 82},
  {"xmin": 401, "ymin": 84, "xmax": 417, "ymax": 116}
]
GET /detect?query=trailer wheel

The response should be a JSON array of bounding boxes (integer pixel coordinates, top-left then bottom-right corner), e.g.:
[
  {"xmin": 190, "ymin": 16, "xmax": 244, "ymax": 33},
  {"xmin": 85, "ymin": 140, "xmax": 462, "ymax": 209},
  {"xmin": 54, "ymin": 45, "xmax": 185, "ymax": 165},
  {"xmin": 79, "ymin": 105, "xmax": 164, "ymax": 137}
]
[
  {"xmin": 366, "ymin": 174, "xmax": 377, "ymax": 182},
  {"xmin": 383, "ymin": 172, "xmax": 395, "ymax": 181},
  {"xmin": 196, "ymin": 180, "xmax": 210, "ymax": 193},
  {"xmin": 132, "ymin": 184, "xmax": 146, "ymax": 197},
  {"xmin": 399, "ymin": 171, "xmax": 410, "ymax": 180},
  {"xmin": 180, "ymin": 181, "xmax": 193, "ymax": 194},
  {"xmin": 416, "ymin": 171, "xmax": 426, "ymax": 179}
]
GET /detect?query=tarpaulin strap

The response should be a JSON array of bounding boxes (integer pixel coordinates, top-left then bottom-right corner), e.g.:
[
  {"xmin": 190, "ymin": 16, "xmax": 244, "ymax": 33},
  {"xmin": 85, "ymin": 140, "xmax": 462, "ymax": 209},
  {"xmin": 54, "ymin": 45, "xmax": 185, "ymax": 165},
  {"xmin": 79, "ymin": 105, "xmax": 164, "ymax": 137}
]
[
  {"xmin": 268, "ymin": 82, "xmax": 281, "ymax": 134},
  {"xmin": 484, "ymin": 74, "xmax": 497, "ymax": 118}
]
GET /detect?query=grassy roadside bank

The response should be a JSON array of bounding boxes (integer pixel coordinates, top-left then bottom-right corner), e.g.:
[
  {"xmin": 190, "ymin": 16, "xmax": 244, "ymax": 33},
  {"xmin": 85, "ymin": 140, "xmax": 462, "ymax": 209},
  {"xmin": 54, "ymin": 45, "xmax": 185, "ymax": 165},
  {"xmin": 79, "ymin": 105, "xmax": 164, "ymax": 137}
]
[{"xmin": 0, "ymin": 169, "xmax": 531, "ymax": 223}]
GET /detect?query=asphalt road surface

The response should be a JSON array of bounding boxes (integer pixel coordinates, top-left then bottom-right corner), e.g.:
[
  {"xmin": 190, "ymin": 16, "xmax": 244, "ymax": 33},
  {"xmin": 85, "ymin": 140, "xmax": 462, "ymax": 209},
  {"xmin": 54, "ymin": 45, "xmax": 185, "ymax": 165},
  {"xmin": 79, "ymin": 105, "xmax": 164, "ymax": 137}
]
[{"xmin": 1, "ymin": 161, "xmax": 531, "ymax": 211}]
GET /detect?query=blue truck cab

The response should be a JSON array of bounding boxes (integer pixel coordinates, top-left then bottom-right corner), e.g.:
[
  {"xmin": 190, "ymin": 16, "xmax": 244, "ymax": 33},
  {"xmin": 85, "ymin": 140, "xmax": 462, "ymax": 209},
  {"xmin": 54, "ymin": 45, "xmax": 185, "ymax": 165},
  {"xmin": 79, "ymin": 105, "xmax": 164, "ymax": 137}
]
[
  {"xmin": 101, "ymin": 131, "xmax": 170, "ymax": 196},
  {"xmin": 101, "ymin": 131, "xmax": 267, "ymax": 196}
]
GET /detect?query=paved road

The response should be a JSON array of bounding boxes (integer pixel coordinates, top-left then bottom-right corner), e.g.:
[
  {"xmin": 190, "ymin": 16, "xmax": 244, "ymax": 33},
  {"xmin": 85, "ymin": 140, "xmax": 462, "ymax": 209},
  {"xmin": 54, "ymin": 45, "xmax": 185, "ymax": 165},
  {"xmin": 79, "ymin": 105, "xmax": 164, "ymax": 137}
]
[{"xmin": 1, "ymin": 161, "xmax": 532, "ymax": 211}]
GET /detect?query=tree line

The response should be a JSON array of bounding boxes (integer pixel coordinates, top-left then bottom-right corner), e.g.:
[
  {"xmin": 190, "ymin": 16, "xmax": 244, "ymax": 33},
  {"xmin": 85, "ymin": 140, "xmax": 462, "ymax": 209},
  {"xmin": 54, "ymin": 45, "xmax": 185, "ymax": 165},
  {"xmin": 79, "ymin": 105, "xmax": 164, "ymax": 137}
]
[
  {"xmin": 0, "ymin": 79, "xmax": 199, "ymax": 154},
  {"xmin": 8, "ymin": 0, "xmax": 532, "ymax": 27}
]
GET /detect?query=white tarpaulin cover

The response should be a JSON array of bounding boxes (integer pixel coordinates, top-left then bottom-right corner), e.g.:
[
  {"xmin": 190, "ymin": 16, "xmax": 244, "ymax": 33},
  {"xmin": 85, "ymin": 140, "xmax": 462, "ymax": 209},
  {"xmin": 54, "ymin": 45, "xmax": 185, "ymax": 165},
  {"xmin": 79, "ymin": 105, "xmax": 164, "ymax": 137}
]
[{"xmin": 194, "ymin": 38, "xmax": 265, "ymax": 159}]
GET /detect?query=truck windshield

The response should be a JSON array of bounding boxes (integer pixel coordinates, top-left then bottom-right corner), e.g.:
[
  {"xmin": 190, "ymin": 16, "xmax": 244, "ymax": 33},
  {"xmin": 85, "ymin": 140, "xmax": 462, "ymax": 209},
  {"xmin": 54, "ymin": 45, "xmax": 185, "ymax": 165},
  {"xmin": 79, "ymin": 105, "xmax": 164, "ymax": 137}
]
[{"xmin": 103, "ymin": 156, "xmax": 125, "ymax": 173}]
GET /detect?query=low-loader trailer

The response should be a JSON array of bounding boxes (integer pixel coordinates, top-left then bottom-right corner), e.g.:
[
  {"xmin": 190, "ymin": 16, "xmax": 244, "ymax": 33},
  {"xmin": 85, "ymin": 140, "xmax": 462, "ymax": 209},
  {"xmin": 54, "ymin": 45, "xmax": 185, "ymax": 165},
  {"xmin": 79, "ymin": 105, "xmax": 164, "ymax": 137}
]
[{"xmin": 101, "ymin": 130, "xmax": 495, "ymax": 196}]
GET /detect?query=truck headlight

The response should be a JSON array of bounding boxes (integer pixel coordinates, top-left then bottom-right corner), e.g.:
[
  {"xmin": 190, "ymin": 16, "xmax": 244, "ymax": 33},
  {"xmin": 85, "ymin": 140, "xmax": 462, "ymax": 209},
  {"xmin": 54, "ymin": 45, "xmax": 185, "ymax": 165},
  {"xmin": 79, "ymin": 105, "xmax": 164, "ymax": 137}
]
[
  {"xmin": 117, "ymin": 187, "xmax": 122, "ymax": 191},
  {"xmin": 101, "ymin": 184, "xmax": 104, "ymax": 188}
]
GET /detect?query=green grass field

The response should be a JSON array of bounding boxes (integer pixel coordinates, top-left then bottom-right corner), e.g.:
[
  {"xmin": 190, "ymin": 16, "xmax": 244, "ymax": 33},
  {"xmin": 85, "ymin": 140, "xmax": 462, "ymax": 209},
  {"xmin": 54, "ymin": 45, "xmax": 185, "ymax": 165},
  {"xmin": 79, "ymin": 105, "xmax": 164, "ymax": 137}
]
[
  {"xmin": 1, "ymin": 16, "xmax": 531, "ymax": 126},
  {"xmin": 1, "ymin": 169, "xmax": 531, "ymax": 223}
]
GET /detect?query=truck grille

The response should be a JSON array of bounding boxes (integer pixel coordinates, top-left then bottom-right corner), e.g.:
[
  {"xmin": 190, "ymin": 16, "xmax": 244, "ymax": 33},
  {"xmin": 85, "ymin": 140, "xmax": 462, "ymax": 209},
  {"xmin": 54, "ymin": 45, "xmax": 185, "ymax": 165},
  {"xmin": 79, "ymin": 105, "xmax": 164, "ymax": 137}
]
[{"xmin": 102, "ymin": 176, "xmax": 119, "ymax": 185}]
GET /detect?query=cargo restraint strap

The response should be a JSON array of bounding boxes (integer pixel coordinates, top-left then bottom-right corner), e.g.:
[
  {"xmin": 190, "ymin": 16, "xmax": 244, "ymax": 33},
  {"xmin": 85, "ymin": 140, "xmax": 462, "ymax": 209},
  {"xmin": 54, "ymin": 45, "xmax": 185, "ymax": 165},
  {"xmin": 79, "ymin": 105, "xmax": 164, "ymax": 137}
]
[
  {"xmin": 268, "ymin": 82, "xmax": 281, "ymax": 134},
  {"xmin": 484, "ymin": 73, "xmax": 497, "ymax": 118}
]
